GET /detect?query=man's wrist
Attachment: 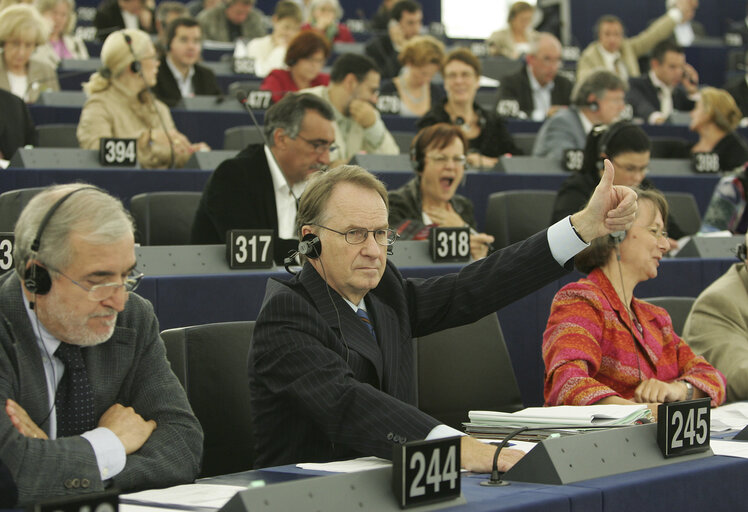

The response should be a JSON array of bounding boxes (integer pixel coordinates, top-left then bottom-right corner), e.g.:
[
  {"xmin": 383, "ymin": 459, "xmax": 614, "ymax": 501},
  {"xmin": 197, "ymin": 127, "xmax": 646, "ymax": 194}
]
[{"xmin": 569, "ymin": 213, "xmax": 592, "ymax": 244}]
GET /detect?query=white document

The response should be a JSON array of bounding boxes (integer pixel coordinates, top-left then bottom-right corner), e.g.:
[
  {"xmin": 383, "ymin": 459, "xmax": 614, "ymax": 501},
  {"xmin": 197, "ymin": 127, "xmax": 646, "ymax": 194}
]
[
  {"xmin": 469, "ymin": 404, "xmax": 650, "ymax": 426},
  {"xmin": 121, "ymin": 483, "xmax": 247, "ymax": 509},
  {"xmin": 297, "ymin": 456, "xmax": 391, "ymax": 473},
  {"xmin": 711, "ymin": 402, "xmax": 748, "ymax": 432},
  {"xmin": 710, "ymin": 439, "xmax": 748, "ymax": 458}
]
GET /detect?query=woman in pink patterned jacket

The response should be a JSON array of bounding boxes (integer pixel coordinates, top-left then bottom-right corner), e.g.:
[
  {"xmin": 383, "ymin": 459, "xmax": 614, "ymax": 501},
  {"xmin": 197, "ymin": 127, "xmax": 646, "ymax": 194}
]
[{"xmin": 543, "ymin": 187, "xmax": 726, "ymax": 417}]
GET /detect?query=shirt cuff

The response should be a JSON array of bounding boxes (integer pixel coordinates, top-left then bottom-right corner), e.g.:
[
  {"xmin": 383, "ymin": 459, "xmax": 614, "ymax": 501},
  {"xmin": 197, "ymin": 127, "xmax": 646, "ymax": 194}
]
[
  {"xmin": 363, "ymin": 118, "xmax": 386, "ymax": 148},
  {"xmin": 426, "ymin": 424, "xmax": 466, "ymax": 440},
  {"xmin": 548, "ymin": 216, "xmax": 590, "ymax": 266},
  {"xmin": 668, "ymin": 7, "xmax": 684, "ymax": 24},
  {"xmin": 648, "ymin": 111, "xmax": 666, "ymax": 124},
  {"xmin": 81, "ymin": 427, "xmax": 126, "ymax": 481}
]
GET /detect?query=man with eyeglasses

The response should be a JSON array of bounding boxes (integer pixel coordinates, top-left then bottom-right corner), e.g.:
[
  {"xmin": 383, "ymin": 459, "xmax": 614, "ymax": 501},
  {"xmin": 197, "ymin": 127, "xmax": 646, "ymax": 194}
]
[
  {"xmin": 249, "ymin": 162, "xmax": 638, "ymax": 473},
  {"xmin": 191, "ymin": 92, "xmax": 336, "ymax": 264},
  {"xmin": 0, "ymin": 184, "xmax": 203, "ymax": 505},
  {"xmin": 302, "ymin": 53, "xmax": 399, "ymax": 165}
]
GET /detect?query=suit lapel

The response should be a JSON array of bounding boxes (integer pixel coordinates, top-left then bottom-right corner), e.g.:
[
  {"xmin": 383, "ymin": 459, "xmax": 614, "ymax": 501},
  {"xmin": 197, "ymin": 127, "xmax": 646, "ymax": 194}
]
[{"xmin": 365, "ymin": 293, "xmax": 401, "ymax": 394}]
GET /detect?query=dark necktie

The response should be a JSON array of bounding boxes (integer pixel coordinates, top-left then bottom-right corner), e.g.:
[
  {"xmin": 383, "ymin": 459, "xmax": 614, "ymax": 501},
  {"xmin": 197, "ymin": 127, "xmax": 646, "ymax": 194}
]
[
  {"xmin": 54, "ymin": 343, "xmax": 96, "ymax": 437},
  {"xmin": 356, "ymin": 308, "xmax": 376, "ymax": 339}
]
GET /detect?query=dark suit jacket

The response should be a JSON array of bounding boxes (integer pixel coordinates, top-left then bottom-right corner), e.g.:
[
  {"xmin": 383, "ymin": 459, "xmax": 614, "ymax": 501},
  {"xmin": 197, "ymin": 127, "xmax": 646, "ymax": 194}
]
[
  {"xmin": 93, "ymin": 0, "xmax": 155, "ymax": 41},
  {"xmin": 493, "ymin": 64, "xmax": 573, "ymax": 119},
  {"xmin": 153, "ymin": 56, "xmax": 222, "ymax": 107},
  {"xmin": 0, "ymin": 272, "xmax": 202, "ymax": 506},
  {"xmin": 191, "ymin": 144, "xmax": 298, "ymax": 263},
  {"xmin": 0, "ymin": 89, "xmax": 35, "ymax": 160},
  {"xmin": 364, "ymin": 34, "xmax": 400, "ymax": 80},
  {"xmin": 248, "ymin": 229, "xmax": 570, "ymax": 468},
  {"xmin": 725, "ymin": 75, "xmax": 748, "ymax": 119},
  {"xmin": 626, "ymin": 75, "xmax": 695, "ymax": 122}
]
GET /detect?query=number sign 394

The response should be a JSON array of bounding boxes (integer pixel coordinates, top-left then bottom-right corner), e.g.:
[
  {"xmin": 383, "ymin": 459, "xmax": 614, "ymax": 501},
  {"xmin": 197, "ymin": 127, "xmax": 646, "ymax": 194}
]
[{"xmin": 99, "ymin": 138, "xmax": 137, "ymax": 166}]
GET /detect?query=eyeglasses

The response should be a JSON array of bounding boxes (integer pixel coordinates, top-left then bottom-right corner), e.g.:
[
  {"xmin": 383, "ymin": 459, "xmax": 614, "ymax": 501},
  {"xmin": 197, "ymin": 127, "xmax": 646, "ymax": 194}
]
[
  {"xmin": 296, "ymin": 135, "xmax": 338, "ymax": 155},
  {"xmin": 444, "ymin": 71, "xmax": 476, "ymax": 81},
  {"xmin": 312, "ymin": 224, "xmax": 398, "ymax": 246},
  {"xmin": 52, "ymin": 267, "xmax": 144, "ymax": 301},
  {"xmin": 647, "ymin": 227, "xmax": 668, "ymax": 240},
  {"xmin": 426, "ymin": 154, "xmax": 467, "ymax": 166},
  {"xmin": 612, "ymin": 160, "xmax": 649, "ymax": 175}
]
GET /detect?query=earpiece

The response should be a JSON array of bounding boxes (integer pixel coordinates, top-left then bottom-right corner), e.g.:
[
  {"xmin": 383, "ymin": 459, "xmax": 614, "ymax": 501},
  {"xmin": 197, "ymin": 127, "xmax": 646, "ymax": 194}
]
[
  {"xmin": 298, "ymin": 233, "xmax": 322, "ymax": 259},
  {"xmin": 736, "ymin": 242, "xmax": 747, "ymax": 261},
  {"xmin": 130, "ymin": 60, "xmax": 141, "ymax": 73},
  {"xmin": 610, "ymin": 231, "xmax": 626, "ymax": 244},
  {"xmin": 123, "ymin": 32, "xmax": 142, "ymax": 74},
  {"xmin": 410, "ymin": 131, "xmax": 424, "ymax": 173},
  {"xmin": 595, "ymin": 121, "xmax": 630, "ymax": 171},
  {"xmin": 588, "ymin": 100, "xmax": 599, "ymax": 112}
]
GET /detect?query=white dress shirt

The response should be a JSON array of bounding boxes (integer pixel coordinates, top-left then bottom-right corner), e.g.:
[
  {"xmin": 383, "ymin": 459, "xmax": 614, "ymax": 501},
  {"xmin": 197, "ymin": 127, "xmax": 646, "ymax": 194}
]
[
  {"xmin": 527, "ymin": 67, "xmax": 555, "ymax": 121},
  {"xmin": 265, "ymin": 145, "xmax": 307, "ymax": 240},
  {"xmin": 648, "ymin": 69, "xmax": 673, "ymax": 124},
  {"xmin": 165, "ymin": 56, "xmax": 195, "ymax": 99}
]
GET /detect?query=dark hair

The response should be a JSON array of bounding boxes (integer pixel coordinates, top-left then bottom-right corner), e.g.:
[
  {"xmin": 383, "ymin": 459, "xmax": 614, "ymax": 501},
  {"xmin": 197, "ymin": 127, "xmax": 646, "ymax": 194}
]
[
  {"xmin": 330, "ymin": 53, "xmax": 379, "ymax": 83},
  {"xmin": 575, "ymin": 187, "xmax": 669, "ymax": 274},
  {"xmin": 594, "ymin": 14, "xmax": 624, "ymax": 39},
  {"xmin": 444, "ymin": 47, "xmax": 480, "ymax": 75},
  {"xmin": 651, "ymin": 39, "xmax": 683, "ymax": 63},
  {"xmin": 411, "ymin": 123, "xmax": 468, "ymax": 173},
  {"xmin": 580, "ymin": 122, "xmax": 651, "ymax": 176},
  {"xmin": 284, "ymin": 30, "xmax": 330, "ymax": 67},
  {"xmin": 273, "ymin": 0, "xmax": 302, "ymax": 21},
  {"xmin": 390, "ymin": 0, "xmax": 421, "ymax": 21},
  {"xmin": 508, "ymin": 1, "xmax": 534, "ymax": 22},
  {"xmin": 166, "ymin": 17, "xmax": 199, "ymax": 51},
  {"xmin": 572, "ymin": 69, "xmax": 626, "ymax": 106},
  {"xmin": 264, "ymin": 92, "xmax": 334, "ymax": 146}
]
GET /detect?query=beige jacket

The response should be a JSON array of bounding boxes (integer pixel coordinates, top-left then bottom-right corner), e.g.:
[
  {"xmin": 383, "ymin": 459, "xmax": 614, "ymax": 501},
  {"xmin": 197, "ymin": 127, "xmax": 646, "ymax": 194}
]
[
  {"xmin": 302, "ymin": 85, "xmax": 400, "ymax": 163},
  {"xmin": 77, "ymin": 80, "xmax": 191, "ymax": 168},
  {"xmin": 486, "ymin": 27, "xmax": 539, "ymax": 59},
  {"xmin": 576, "ymin": 12, "xmax": 676, "ymax": 82},
  {"xmin": 33, "ymin": 35, "xmax": 90, "ymax": 69},
  {"xmin": 683, "ymin": 263, "xmax": 748, "ymax": 403},
  {"xmin": 0, "ymin": 54, "xmax": 59, "ymax": 103}
]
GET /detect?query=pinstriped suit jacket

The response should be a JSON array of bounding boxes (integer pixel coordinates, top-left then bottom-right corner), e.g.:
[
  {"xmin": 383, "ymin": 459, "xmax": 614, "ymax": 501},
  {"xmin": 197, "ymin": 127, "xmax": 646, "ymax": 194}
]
[
  {"xmin": 248, "ymin": 229, "xmax": 570, "ymax": 468},
  {"xmin": 0, "ymin": 272, "xmax": 203, "ymax": 506}
]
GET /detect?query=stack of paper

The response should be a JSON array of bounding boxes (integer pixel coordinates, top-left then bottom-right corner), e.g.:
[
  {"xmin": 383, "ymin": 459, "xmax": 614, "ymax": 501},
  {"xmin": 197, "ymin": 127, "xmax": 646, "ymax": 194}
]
[
  {"xmin": 466, "ymin": 405, "xmax": 651, "ymax": 432},
  {"xmin": 711, "ymin": 402, "xmax": 748, "ymax": 432}
]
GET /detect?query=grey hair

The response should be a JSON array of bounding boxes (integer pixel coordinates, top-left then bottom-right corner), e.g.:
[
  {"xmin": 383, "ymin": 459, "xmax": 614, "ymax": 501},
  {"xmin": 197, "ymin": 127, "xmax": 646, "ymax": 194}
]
[
  {"xmin": 263, "ymin": 92, "xmax": 334, "ymax": 147},
  {"xmin": 310, "ymin": 0, "xmax": 342, "ymax": 19},
  {"xmin": 13, "ymin": 184, "xmax": 134, "ymax": 276},
  {"xmin": 529, "ymin": 32, "xmax": 561, "ymax": 56}
]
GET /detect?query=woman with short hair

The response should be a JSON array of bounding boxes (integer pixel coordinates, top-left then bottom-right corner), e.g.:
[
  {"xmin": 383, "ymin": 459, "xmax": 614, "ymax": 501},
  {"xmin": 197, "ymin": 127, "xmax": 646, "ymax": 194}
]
[{"xmin": 33, "ymin": 0, "xmax": 89, "ymax": 68}]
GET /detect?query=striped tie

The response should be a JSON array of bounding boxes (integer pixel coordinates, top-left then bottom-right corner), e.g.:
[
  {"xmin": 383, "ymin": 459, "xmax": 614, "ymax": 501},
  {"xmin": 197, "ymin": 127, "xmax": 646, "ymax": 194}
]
[{"xmin": 356, "ymin": 308, "xmax": 376, "ymax": 338}]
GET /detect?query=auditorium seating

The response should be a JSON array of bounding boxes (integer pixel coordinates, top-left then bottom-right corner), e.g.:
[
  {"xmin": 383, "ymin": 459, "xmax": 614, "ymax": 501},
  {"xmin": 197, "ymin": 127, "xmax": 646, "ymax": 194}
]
[
  {"xmin": 161, "ymin": 321, "xmax": 256, "ymax": 478},
  {"xmin": 129, "ymin": 191, "xmax": 203, "ymax": 245},
  {"xmin": 0, "ymin": 187, "xmax": 44, "ymax": 232},
  {"xmin": 223, "ymin": 126, "xmax": 265, "ymax": 150},
  {"xmin": 663, "ymin": 191, "xmax": 702, "ymax": 236},
  {"xmin": 642, "ymin": 296, "xmax": 696, "ymax": 336},
  {"xmin": 483, "ymin": 190, "xmax": 557, "ymax": 250},
  {"xmin": 36, "ymin": 124, "xmax": 80, "ymax": 148}
]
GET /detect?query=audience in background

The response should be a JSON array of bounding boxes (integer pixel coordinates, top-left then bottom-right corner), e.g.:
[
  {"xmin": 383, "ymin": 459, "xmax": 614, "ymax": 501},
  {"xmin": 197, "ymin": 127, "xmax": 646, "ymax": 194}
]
[
  {"xmin": 186, "ymin": 0, "xmax": 219, "ymax": 18},
  {"xmin": 0, "ymin": 4, "xmax": 59, "ymax": 103},
  {"xmin": 370, "ymin": 0, "xmax": 395, "ymax": 32},
  {"xmin": 197, "ymin": 0, "xmax": 264, "ymax": 43},
  {"xmin": 688, "ymin": 87, "xmax": 748, "ymax": 172},
  {"xmin": 94, "ymin": 0, "xmax": 155, "ymax": 41},
  {"xmin": 365, "ymin": 0, "xmax": 422, "ymax": 79},
  {"xmin": 33, "ymin": 0, "xmax": 89, "ymax": 68},
  {"xmin": 77, "ymin": 29, "xmax": 209, "ymax": 168},
  {"xmin": 302, "ymin": 0, "xmax": 353, "ymax": 44},
  {"xmin": 389, "ymin": 123, "xmax": 494, "ymax": 260},
  {"xmin": 0, "ymin": 0, "xmax": 32, "ymax": 13},
  {"xmin": 290, "ymin": 0, "xmax": 311, "ymax": 22},
  {"xmin": 665, "ymin": 0, "xmax": 705, "ymax": 47},
  {"xmin": 303, "ymin": 53, "xmax": 399, "ymax": 164},
  {"xmin": 0, "ymin": 87, "xmax": 36, "ymax": 161},
  {"xmin": 260, "ymin": 30, "xmax": 330, "ymax": 104},
  {"xmin": 533, "ymin": 69, "xmax": 626, "ymax": 160},
  {"xmin": 576, "ymin": 0, "xmax": 695, "ymax": 82},
  {"xmin": 627, "ymin": 40, "xmax": 697, "ymax": 124},
  {"xmin": 379, "ymin": 34, "xmax": 444, "ymax": 117},
  {"xmin": 153, "ymin": 17, "xmax": 221, "ymax": 107},
  {"xmin": 419, "ymin": 48, "xmax": 521, "ymax": 170},
  {"xmin": 543, "ymin": 186, "xmax": 726, "ymax": 416},
  {"xmin": 235, "ymin": 0, "xmax": 301, "ymax": 78},
  {"xmin": 493, "ymin": 32, "xmax": 572, "ymax": 121},
  {"xmin": 486, "ymin": 1, "xmax": 538, "ymax": 59},
  {"xmin": 153, "ymin": 1, "xmax": 188, "ymax": 52},
  {"xmin": 724, "ymin": 51, "xmax": 748, "ymax": 120}
]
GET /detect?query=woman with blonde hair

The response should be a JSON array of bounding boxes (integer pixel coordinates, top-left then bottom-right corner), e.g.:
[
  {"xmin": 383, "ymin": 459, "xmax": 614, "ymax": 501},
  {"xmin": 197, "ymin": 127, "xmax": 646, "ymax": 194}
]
[
  {"xmin": 77, "ymin": 28, "xmax": 209, "ymax": 169},
  {"xmin": 380, "ymin": 35, "xmax": 444, "ymax": 117},
  {"xmin": 486, "ymin": 1, "xmax": 538, "ymax": 59},
  {"xmin": 33, "ymin": 0, "xmax": 89, "ymax": 68},
  {"xmin": 0, "ymin": 4, "xmax": 58, "ymax": 102}
]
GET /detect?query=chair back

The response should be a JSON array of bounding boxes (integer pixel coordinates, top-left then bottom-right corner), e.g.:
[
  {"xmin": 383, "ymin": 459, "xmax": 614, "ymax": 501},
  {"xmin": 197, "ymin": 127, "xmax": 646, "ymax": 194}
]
[
  {"xmin": 663, "ymin": 191, "xmax": 701, "ymax": 236},
  {"xmin": 36, "ymin": 124, "xmax": 80, "ymax": 148},
  {"xmin": 224, "ymin": 126, "xmax": 265, "ymax": 150},
  {"xmin": 643, "ymin": 296, "xmax": 696, "ymax": 337},
  {"xmin": 0, "ymin": 187, "xmax": 44, "ymax": 232},
  {"xmin": 130, "ymin": 191, "xmax": 203, "ymax": 245},
  {"xmin": 484, "ymin": 190, "xmax": 557, "ymax": 250}
]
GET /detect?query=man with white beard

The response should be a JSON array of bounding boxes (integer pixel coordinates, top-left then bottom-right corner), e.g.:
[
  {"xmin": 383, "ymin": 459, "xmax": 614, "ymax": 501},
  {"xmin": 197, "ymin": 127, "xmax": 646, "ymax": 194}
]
[{"xmin": 0, "ymin": 184, "xmax": 202, "ymax": 506}]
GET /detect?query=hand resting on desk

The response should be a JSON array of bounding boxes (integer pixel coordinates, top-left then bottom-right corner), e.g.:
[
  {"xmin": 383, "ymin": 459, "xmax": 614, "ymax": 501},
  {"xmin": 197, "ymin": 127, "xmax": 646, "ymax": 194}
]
[{"xmin": 461, "ymin": 436, "xmax": 524, "ymax": 473}]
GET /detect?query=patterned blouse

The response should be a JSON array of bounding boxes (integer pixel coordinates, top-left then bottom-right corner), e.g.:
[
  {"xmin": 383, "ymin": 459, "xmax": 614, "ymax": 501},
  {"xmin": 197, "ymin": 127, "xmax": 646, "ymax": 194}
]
[{"xmin": 543, "ymin": 268, "xmax": 726, "ymax": 407}]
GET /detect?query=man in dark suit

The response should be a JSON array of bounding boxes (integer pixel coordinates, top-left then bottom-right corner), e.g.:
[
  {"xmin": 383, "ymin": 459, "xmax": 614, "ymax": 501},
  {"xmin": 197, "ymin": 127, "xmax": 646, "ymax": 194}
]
[
  {"xmin": 0, "ymin": 88, "xmax": 35, "ymax": 161},
  {"xmin": 364, "ymin": 0, "xmax": 422, "ymax": 79},
  {"xmin": 0, "ymin": 184, "xmax": 202, "ymax": 506},
  {"xmin": 94, "ymin": 0, "xmax": 155, "ymax": 41},
  {"xmin": 153, "ymin": 17, "xmax": 222, "ymax": 107},
  {"xmin": 191, "ymin": 93, "xmax": 335, "ymax": 264},
  {"xmin": 725, "ymin": 51, "xmax": 748, "ymax": 120},
  {"xmin": 626, "ymin": 40, "xmax": 698, "ymax": 124},
  {"xmin": 248, "ymin": 162, "xmax": 638, "ymax": 471},
  {"xmin": 494, "ymin": 33, "xmax": 573, "ymax": 121}
]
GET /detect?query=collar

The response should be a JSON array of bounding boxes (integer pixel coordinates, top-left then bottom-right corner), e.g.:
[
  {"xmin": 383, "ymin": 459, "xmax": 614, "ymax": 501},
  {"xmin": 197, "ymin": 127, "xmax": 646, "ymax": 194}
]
[
  {"xmin": 527, "ymin": 65, "xmax": 554, "ymax": 93},
  {"xmin": 166, "ymin": 55, "xmax": 194, "ymax": 83},
  {"xmin": 21, "ymin": 285, "xmax": 62, "ymax": 360},
  {"xmin": 649, "ymin": 69, "xmax": 672, "ymax": 95},
  {"xmin": 344, "ymin": 297, "xmax": 366, "ymax": 312},
  {"xmin": 578, "ymin": 109, "xmax": 594, "ymax": 134},
  {"xmin": 265, "ymin": 145, "xmax": 306, "ymax": 199},
  {"xmin": 597, "ymin": 44, "xmax": 621, "ymax": 66}
]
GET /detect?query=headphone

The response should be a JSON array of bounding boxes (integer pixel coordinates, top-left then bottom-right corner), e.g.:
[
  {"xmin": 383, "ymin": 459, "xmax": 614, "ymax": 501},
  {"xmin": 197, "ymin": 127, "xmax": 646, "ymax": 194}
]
[
  {"xmin": 410, "ymin": 130, "xmax": 425, "ymax": 172},
  {"xmin": 122, "ymin": 32, "xmax": 142, "ymax": 74},
  {"xmin": 737, "ymin": 242, "xmax": 747, "ymax": 261},
  {"xmin": 297, "ymin": 233, "xmax": 322, "ymax": 259},
  {"xmin": 610, "ymin": 230, "xmax": 627, "ymax": 244},
  {"xmin": 587, "ymin": 100, "xmax": 599, "ymax": 112},
  {"xmin": 24, "ymin": 187, "xmax": 100, "ymax": 295},
  {"xmin": 595, "ymin": 121, "xmax": 630, "ymax": 171}
]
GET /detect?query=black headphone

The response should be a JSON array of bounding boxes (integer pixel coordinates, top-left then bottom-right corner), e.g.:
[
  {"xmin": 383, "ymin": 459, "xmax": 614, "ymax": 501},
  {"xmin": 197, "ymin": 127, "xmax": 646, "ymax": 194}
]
[
  {"xmin": 297, "ymin": 233, "xmax": 322, "ymax": 259},
  {"xmin": 123, "ymin": 32, "xmax": 142, "ymax": 74},
  {"xmin": 587, "ymin": 100, "xmax": 599, "ymax": 112},
  {"xmin": 610, "ymin": 230, "xmax": 627, "ymax": 244},
  {"xmin": 24, "ymin": 187, "xmax": 100, "ymax": 295},
  {"xmin": 410, "ymin": 130, "xmax": 425, "ymax": 172},
  {"xmin": 595, "ymin": 121, "xmax": 630, "ymax": 171},
  {"xmin": 737, "ymin": 242, "xmax": 747, "ymax": 261}
]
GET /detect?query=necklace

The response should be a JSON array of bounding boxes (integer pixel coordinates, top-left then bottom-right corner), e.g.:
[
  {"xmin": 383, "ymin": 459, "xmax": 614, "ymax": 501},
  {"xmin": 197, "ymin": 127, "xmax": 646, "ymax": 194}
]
[{"xmin": 398, "ymin": 76, "xmax": 427, "ymax": 104}]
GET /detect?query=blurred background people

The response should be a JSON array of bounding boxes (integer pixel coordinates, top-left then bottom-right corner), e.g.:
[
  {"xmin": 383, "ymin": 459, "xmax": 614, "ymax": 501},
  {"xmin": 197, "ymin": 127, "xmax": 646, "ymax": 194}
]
[
  {"xmin": 0, "ymin": 88, "xmax": 35, "ymax": 162},
  {"xmin": 419, "ymin": 47, "xmax": 521, "ymax": 170},
  {"xmin": 379, "ymin": 34, "xmax": 444, "ymax": 117},
  {"xmin": 187, "ymin": 0, "xmax": 219, "ymax": 18},
  {"xmin": 0, "ymin": 0, "xmax": 33, "ymax": 13},
  {"xmin": 260, "ymin": 30, "xmax": 330, "ymax": 104},
  {"xmin": 0, "ymin": 4, "xmax": 59, "ymax": 103},
  {"xmin": 486, "ymin": 1, "xmax": 538, "ymax": 59},
  {"xmin": 153, "ymin": 1, "xmax": 188, "ymax": 52},
  {"xmin": 365, "ymin": 0, "xmax": 422, "ymax": 79},
  {"xmin": 370, "ymin": 0, "xmax": 395, "ymax": 32},
  {"xmin": 301, "ymin": 0, "xmax": 353, "ymax": 44},
  {"xmin": 665, "ymin": 0, "xmax": 705, "ymax": 47},
  {"xmin": 543, "ymin": 187, "xmax": 726, "ymax": 414},
  {"xmin": 153, "ymin": 17, "xmax": 221, "ymax": 107},
  {"xmin": 688, "ymin": 87, "xmax": 748, "ymax": 172},
  {"xmin": 77, "ymin": 29, "xmax": 209, "ymax": 168},
  {"xmin": 235, "ymin": 0, "xmax": 301, "ymax": 78},
  {"xmin": 198, "ymin": 0, "xmax": 264, "ymax": 43},
  {"xmin": 33, "ymin": 0, "xmax": 89, "ymax": 68},
  {"xmin": 94, "ymin": 0, "xmax": 155, "ymax": 41},
  {"xmin": 493, "ymin": 32, "xmax": 572, "ymax": 121},
  {"xmin": 389, "ymin": 123, "xmax": 494, "ymax": 260}
]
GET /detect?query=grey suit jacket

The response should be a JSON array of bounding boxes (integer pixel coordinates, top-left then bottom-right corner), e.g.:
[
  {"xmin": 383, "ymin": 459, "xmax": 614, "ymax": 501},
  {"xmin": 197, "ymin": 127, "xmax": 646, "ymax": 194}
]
[
  {"xmin": 0, "ymin": 55, "xmax": 59, "ymax": 104},
  {"xmin": 197, "ymin": 5, "xmax": 265, "ymax": 42},
  {"xmin": 0, "ymin": 272, "xmax": 203, "ymax": 505},
  {"xmin": 683, "ymin": 263, "xmax": 748, "ymax": 403},
  {"xmin": 532, "ymin": 106, "xmax": 587, "ymax": 161},
  {"xmin": 248, "ymin": 229, "xmax": 570, "ymax": 468}
]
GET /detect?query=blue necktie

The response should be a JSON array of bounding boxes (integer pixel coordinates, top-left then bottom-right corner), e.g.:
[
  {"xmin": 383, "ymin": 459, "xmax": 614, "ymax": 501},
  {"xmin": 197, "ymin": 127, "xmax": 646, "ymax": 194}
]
[
  {"xmin": 356, "ymin": 308, "xmax": 376, "ymax": 339},
  {"xmin": 54, "ymin": 343, "xmax": 96, "ymax": 437}
]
